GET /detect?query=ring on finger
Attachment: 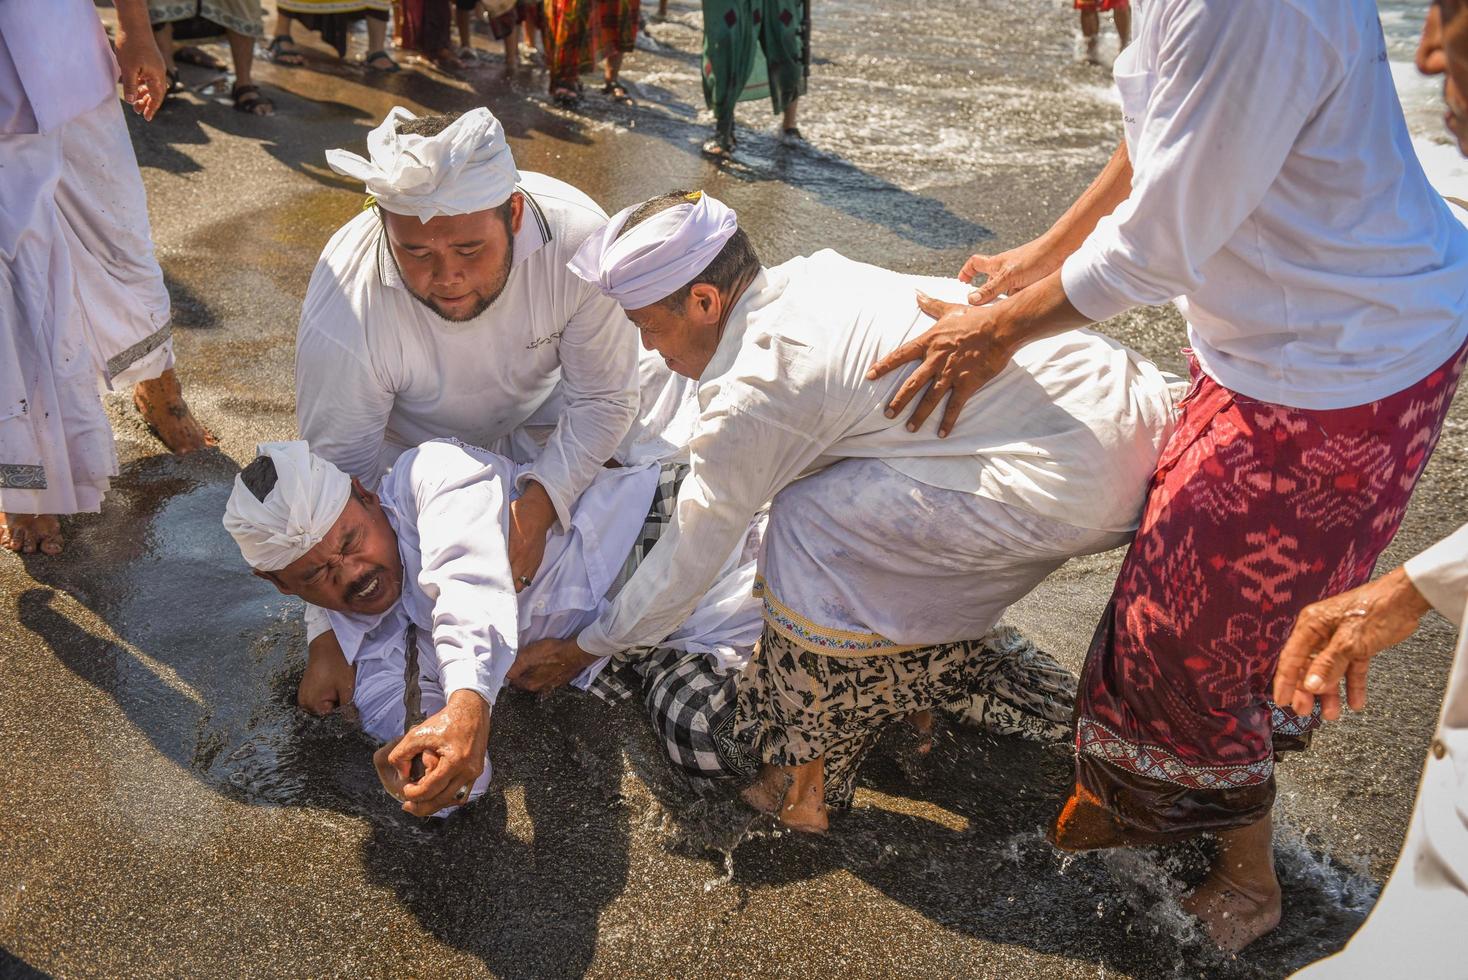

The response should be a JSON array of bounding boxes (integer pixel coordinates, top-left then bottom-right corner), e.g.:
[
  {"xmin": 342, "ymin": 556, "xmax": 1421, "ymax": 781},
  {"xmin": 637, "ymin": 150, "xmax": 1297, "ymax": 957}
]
[{"xmin": 454, "ymin": 784, "xmax": 469, "ymax": 802}]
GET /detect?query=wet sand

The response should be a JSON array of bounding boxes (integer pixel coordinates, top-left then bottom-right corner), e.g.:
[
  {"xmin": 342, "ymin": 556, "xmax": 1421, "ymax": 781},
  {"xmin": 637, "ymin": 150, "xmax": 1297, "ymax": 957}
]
[{"xmin": 3, "ymin": 2, "xmax": 1466, "ymax": 977}]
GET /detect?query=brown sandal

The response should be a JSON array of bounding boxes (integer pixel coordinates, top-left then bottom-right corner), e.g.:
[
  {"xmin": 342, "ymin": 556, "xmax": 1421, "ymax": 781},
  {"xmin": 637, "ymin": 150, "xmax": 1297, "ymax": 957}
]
[{"xmin": 231, "ymin": 83, "xmax": 274, "ymax": 116}]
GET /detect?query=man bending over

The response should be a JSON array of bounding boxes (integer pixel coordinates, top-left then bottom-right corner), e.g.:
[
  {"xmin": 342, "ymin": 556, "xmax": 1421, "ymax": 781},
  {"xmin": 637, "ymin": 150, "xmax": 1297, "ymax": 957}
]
[{"xmin": 511, "ymin": 191, "xmax": 1183, "ymax": 831}]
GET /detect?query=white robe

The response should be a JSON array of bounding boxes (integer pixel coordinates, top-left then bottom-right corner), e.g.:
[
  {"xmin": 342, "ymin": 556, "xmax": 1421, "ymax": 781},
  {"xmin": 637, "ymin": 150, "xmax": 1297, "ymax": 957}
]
[
  {"xmin": 1293, "ymin": 525, "xmax": 1468, "ymax": 978},
  {"xmin": 577, "ymin": 250, "xmax": 1182, "ymax": 658},
  {"xmin": 329, "ymin": 440, "xmax": 764, "ymax": 809},
  {"xmin": 0, "ymin": 14, "xmax": 175, "ymax": 516}
]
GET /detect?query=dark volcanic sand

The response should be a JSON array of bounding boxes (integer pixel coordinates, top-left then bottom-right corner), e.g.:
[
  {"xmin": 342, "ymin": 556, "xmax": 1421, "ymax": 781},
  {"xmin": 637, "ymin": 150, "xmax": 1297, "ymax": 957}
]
[{"xmin": 3, "ymin": 2, "xmax": 1465, "ymax": 977}]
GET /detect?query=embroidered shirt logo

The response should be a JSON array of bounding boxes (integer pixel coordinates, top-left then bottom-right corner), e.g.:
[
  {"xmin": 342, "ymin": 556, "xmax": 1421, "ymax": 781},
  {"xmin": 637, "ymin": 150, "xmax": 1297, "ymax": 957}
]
[{"xmin": 525, "ymin": 331, "xmax": 563, "ymax": 350}]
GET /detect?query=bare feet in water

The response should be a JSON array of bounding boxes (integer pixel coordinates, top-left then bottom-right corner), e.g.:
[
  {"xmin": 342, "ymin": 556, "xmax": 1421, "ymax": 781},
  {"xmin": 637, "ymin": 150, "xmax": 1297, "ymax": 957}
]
[
  {"xmin": 0, "ymin": 513, "xmax": 63, "ymax": 555},
  {"xmin": 132, "ymin": 369, "xmax": 216, "ymax": 454},
  {"xmin": 1182, "ymin": 816, "xmax": 1282, "ymax": 953},
  {"xmin": 741, "ymin": 759, "xmax": 829, "ymax": 832}
]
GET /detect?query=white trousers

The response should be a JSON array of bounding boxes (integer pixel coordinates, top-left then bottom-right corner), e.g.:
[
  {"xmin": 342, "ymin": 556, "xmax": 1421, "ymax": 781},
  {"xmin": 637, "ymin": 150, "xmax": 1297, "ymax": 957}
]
[
  {"xmin": 0, "ymin": 94, "xmax": 173, "ymax": 515},
  {"xmin": 759, "ymin": 457, "xmax": 1130, "ymax": 652}
]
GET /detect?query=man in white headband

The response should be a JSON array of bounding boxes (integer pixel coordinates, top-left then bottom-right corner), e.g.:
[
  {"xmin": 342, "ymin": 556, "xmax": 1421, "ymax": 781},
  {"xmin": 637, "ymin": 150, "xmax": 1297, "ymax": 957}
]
[
  {"xmin": 295, "ymin": 107, "xmax": 640, "ymax": 708},
  {"xmin": 512, "ymin": 189, "xmax": 1185, "ymax": 833},
  {"xmin": 223, "ymin": 437, "xmax": 787, "ymax": 817}
]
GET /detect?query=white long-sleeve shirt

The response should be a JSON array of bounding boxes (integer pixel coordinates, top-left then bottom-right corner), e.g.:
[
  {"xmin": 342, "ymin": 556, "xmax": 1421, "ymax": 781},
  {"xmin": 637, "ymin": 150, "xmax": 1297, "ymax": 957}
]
[
  {"xmin": 325, "ymin": 440, "xmax": 662, "ymax": 707},
  {"xmin": 295, "ymin": 171, "xmax": 639, "ymax": 530},
  {"xmin": 1292, "ymin": 526, "xmax": 1468, "ymax": 977},
  {"xmin": 576, "ymin": 250, "xmax": 1182, "ymax": 658},
  {"xmin": 1060, "ymin": 0, "xmax": 1468, "ymax": 410}
]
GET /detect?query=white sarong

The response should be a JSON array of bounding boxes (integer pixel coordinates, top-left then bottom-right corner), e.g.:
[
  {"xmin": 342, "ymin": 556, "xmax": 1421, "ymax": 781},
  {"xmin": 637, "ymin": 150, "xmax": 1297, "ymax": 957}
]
[
  {"xmin": 0, "ymin": 94, "xmax": 174, "ymax": 515},
  {"xmin": 757, "ymin": 457, "xmax": 1130, "ymax": 654}
]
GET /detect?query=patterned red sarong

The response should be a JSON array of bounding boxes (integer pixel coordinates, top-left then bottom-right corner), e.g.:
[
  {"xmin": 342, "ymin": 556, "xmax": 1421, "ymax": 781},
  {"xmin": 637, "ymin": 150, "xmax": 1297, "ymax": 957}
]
[{"xmin": 1052, "ymin": 341, "xmax": 1467, "ymax": 850}]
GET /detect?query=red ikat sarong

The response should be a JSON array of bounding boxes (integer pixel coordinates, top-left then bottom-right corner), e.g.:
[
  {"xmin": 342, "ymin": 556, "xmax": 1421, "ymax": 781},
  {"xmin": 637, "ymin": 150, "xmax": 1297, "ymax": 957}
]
[{"xmin": 1052, "ymin": 341, "xmax": 1467, "ymax": 849}]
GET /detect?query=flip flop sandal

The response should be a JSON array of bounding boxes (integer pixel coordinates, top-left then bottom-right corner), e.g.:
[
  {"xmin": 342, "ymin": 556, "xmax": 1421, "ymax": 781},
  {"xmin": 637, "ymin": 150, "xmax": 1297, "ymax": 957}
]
[
  {"xmin": 174, "ymin": 45, "xmax": 226, "ymax": 70},
  {"xmin": 701, "ymin": 132, "xmax": 736, "ymax": 158},
  {"xmin": 457, "ymin": 45, "xmax": 479, "ymax": 62},
  {"xmin": 266, "ymin": 34, "xmax": 306, "ymax": 66},
  {"xmin": 551, "ymin": 85, "xmax": 580, "ymax": 107},
  {"xmin": 364, "ymin": 49, "xmax": 402, "ymax": 72},
  {"xmin": 231, "ymin": 83, "xmax": 275, "ymax": 116},
  {"xmin": 602, "ymin": 80, "xmax": 634, "ymax": 104}
]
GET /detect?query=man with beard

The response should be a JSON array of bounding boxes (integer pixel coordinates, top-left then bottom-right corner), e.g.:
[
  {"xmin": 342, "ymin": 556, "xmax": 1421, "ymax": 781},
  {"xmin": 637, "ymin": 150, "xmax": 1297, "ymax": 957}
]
[{"xmin": 295, "ymin": 107, "xmax": 638, "ymax": 717}]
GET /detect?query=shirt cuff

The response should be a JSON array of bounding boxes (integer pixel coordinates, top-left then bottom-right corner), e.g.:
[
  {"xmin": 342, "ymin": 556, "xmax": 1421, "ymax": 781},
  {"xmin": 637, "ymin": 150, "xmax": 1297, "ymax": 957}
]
[
  {"xmin": 1404, "ymin": 524, "xmax": 1468, "ymax": 628},
  {"xmin": 1060, "ymin": 241, "xmax": 1140, "ymax": 325},
  {"xmin": 515, "ymin": 467, "xmax": 572, "ymax": 532},
  {"xmin": 575, "ymin": 619, "xmax": 622, "ymax": 659},
  {"xmin": 438, "ymin": 657, "xmax": 501, "ymax": 706},
  {"xmin": 304, "ymin": 602, "xmax": 331, "ymax": 644}
]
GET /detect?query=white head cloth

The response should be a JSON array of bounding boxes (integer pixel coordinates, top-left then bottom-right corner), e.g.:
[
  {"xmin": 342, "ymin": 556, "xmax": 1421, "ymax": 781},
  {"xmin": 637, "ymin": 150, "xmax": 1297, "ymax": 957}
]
[
  {"xmin": 325, "ymin": 106, "xmax": 520, "ymax": 222},
  {"xmin": 223, "ymin": 441, "xmax": 353, "ymax": 572},
  {"xmin": 567, "ymin": 191, "xmax": 739, "ymax": 309}
]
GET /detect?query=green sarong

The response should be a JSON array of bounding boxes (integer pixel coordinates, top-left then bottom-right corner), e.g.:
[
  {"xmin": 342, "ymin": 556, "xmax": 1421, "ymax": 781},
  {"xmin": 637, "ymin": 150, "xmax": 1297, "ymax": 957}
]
[{"xmin": 701, "ymin": 0, "xmax": 808, "ymax": 138}]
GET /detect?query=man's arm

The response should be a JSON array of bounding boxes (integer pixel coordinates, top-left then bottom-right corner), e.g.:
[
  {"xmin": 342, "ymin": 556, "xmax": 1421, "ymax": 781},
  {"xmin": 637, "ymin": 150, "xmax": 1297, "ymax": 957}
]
[
  {"xmin": 516, "ymin": 281, "xmax": 639, "ymax": 530},
  {"xmin": 961, "ymin": 141, "xmax": 1133, "ymax": 305},
  {"xmin": 295, "ymin": 299, "xmax": 396, "ymax": 489},
  {"xmin": 112, "ymin": 0, "xmax": 166, "ymax": 120},
  {"xmin": 383, "ymin": 445, "xmax": 521, "ymax": 816},
  {"xmin": 509, "ymin": 397, "xmax": 825, "ymax": 691}
]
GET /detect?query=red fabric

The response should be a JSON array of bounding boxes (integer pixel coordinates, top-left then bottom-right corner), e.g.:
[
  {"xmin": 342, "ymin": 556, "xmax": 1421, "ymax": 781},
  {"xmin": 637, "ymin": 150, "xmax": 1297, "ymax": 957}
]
[
  {"xmin": 1074, "ymin": 0, "xmax": 1128, "ymax": 10},
  {"xmin": 1054, "ymin": 341, "xmax": 1467, "ymax": 848}
]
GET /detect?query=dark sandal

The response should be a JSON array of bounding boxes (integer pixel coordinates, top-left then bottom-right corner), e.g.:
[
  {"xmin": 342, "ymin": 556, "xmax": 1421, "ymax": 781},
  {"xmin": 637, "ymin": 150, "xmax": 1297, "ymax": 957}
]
[
  {"xmin": 602, "ymin": 80, "xmax": 634, "ymax": 104},
  {"xmin": 231, "ymin": 83, "xmax": 274, "ymax": 116},
  {"xmin": 266, "ymin": 35, "xmax": 306, "ymax": 66},
  {"xmin": 364, "ymin": 49, "xmax": 401, "ymax": 72},
  {"xmin": 551, "ymin": 84, "xmax": 580, "ymax": 106},
  {"xmin": 174, "ymin": 45, "xmax": 226, "ymax": 70}
]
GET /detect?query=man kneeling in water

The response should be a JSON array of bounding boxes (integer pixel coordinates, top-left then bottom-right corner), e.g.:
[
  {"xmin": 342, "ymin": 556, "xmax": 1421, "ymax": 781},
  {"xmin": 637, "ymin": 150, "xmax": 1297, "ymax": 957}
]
[{"xmin": 224, "ymin": 438, "xmax": 1077, "ymax": 816}]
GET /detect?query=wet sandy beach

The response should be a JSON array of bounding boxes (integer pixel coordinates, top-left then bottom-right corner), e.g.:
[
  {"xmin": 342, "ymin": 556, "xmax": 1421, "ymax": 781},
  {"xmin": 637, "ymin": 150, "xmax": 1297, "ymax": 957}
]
[{"xmin": 3, "ymin": 1, "xmax": 1466, "ymax": 976}]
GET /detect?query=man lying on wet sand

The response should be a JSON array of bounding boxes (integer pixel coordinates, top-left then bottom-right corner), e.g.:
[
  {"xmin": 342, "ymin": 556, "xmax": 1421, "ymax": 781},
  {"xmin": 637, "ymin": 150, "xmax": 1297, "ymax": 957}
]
[
  {"xmin": 510, "ymin": 190, "xmax": 1184, "ymax": 831},
  {"xmin": 222, "ymin": 438, "xmax": 763, "ymax": 817}
]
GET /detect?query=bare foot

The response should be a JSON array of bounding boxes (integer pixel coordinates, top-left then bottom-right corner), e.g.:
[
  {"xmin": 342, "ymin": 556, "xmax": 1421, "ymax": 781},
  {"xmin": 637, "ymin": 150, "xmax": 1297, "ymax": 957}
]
[
  {"xmin": 1182, "ymin": 868, "xmax": 1281, "ymax": 953},
  {"xmin": 741, "ymin": 764, "xmax": 787, "ymax": 815},
  {"xmin": 905, "ymin": 708, "xmax": 934, "ymax": 755},
  {"xmin": 1, "ymin": 513, "xmax": 64, "ymax": 555},
  {"xmin": 132, "ymin": 370, "xmax": 216, "ymax": 455}
]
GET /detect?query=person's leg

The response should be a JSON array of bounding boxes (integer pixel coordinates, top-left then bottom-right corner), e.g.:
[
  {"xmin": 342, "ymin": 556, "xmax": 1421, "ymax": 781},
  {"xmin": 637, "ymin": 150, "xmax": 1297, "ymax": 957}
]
[
  {"xmin": 781, "ymin": 96, "xmax": 797, "ymax": 130},
  {"xmin": 152, "ymin": 21, "xmax": 178, "ymax": 74},
  {"xmin": 457, "ymin": 3, "xmax": 474, "ymax": 52},
  {"xmin": 268, "ymin": 10, "xmax": 306, "ymax": 64},
  {"xmin": 1052, "ymin": 348, "xmax": 1468, "ymax": 952},
  {"xmin": 1180, "ymin": 813, "xmax": 1282, "ymax": 952},
  {"xmin": 1079, "ymin": 5, "xmax": 1100, "ymax": 63},
  {"xmin": 226, "ymin": 29, "xmax": 274, "ymax": 115},
  {"xmin": 1112, "ymin": 1, "xmax": 1131, "ymax": 49}
]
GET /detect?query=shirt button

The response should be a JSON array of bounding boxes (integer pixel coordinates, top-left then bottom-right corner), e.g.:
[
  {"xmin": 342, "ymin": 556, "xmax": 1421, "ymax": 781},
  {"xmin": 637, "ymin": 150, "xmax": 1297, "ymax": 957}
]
[{"xmin": 1431, "ymin": 739, "xmax": 1447, "ymax": 760}]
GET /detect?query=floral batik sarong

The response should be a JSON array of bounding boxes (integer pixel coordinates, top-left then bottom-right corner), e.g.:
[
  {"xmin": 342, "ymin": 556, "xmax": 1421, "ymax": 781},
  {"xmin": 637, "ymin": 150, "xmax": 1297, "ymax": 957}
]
[
  {"xmin": 1052, "ymin": 342, "xmax": 1468, "ymax": 850},
  {"xmin": 734, "ymin": 625, "xmax": 1078, "ymax": 807},
  {"xmin": 544, "ymin": 0, "xmax": 639, "ymax": 89}
]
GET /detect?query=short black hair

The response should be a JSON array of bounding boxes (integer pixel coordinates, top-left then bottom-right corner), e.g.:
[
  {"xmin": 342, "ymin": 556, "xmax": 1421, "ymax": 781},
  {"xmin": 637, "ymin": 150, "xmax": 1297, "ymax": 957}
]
[
  {"xmin": 240, "ymin": 456, "xmax": 278, "ymax": 503},
  {"xmin": 394, "ymin": 112, "xmax": 460, "ymax": 138},
  {"xmin": 617, "ymin": 190, "xmax": 761, "ymax": 308}
]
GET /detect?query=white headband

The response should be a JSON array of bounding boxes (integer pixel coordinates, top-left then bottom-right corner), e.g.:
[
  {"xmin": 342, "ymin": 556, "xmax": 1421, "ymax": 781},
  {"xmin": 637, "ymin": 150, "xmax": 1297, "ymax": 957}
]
[
  {"xmin": 567, "ymin": 192, "xmax": 739, "ymax": 309},
  {"xmin": 325, "ymin": 106, "xmax": 520, "ymax": 222},
  {"xmin": 223, "ymin": 441, "xmax": 352, "ymax": 572}
]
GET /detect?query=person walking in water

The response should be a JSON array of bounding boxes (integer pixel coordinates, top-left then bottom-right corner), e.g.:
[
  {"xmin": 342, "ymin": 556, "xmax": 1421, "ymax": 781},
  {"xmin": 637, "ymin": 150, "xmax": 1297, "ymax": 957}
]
[{"xmin": 699, "ymin": 0, "xmax": 807, "ymax": 158}]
